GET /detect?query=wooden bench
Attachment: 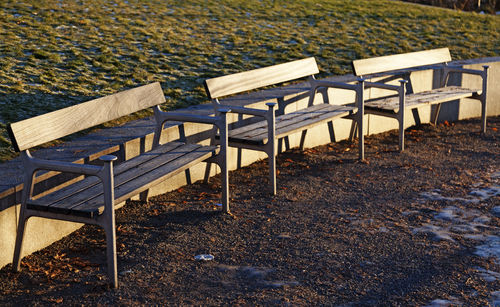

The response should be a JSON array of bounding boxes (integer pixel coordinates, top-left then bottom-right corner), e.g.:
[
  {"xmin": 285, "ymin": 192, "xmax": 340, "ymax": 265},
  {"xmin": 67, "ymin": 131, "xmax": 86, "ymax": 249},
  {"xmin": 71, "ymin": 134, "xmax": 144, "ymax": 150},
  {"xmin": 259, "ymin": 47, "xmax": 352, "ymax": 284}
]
[
  {"xmin": 352, "ymin": 48, "xmax": 489, "ymax": 151},
  {"xmin": 7, "ymin": 82, "xmax": 230, "ymax": 288},
  {"xmin": 203, "ymin": 57, "xmax": 365, "ymax": 195}
]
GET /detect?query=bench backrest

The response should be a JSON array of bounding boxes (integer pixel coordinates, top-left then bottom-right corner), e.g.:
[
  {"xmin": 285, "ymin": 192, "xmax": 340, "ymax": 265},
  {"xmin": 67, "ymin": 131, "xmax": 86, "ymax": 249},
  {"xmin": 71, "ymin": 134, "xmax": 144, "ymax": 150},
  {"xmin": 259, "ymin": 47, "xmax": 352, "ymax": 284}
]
[
  {"xmin": 8, "ymin": 82, "xmax": 166, "ymax": 152},
  {"xmin": 352, "ymin": 48, "xmax": 452, "ymax": 76},
  {"xmin": 204, "ymin": 57, "xmax": 319, "ymax": 100}
]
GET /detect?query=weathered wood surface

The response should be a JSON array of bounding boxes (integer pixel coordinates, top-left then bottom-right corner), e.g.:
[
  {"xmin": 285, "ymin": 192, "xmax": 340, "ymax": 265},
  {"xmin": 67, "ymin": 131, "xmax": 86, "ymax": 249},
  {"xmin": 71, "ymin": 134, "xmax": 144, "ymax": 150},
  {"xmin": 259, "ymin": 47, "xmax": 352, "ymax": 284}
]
[
  {"xmin": 9, "ymin": 82, "xmax": 165, "ymax": 151},
  {"xmin": 28, "ymin": 142, "xmax": 216, "ymax": 218},
  {"xmin": 227, "ymin": 104, "xmax": 357, "ymax": 144},
  {"xmin": 352, "ymin": 48, "xmax": 451, "ymax": 76},
  {"xmin": 205, "ymin": 57, "xmax": 319, "ymax": 99},
  {"xmin": 29, "ymin": 142, "xmax": 185, "ymax": 208},
  {"xmin": 365, "ymin": 86, "xmax": 480, "ymax": 113}
]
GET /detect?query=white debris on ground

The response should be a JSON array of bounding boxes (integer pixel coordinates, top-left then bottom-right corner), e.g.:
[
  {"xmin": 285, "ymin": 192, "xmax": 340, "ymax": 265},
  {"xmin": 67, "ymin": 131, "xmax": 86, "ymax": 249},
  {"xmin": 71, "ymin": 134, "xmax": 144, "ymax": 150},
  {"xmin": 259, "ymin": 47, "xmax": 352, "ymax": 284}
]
[
  {"xmin": 423, "ymin": 297, "xmax": 462, "ymax": 307},
  {"xmin": 475, "ymin": 235, "xmax": 500, "ymax": 264},
  {"xmin": 415, "ymin": 170, "xmax": 500, "ymax": 306},
  {"xmin": 476, "ymin": 267, "xmax": 500, "ymax": 282},
  {"xmin": 420, "ymin": 190, "xmax": 480, "ymax": 204},
  {"xmin": 491, "ymin": 291, "xmax": 500, "ymax": 306}
]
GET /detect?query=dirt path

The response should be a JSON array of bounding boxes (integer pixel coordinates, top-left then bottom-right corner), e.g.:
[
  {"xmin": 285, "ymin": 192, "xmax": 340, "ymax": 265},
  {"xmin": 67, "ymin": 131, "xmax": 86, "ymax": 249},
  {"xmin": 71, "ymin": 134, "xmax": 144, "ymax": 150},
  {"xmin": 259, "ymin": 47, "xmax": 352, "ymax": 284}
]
[{"xmin": 0, "ymin": 117, "xmax": 498, "ymax": 306}]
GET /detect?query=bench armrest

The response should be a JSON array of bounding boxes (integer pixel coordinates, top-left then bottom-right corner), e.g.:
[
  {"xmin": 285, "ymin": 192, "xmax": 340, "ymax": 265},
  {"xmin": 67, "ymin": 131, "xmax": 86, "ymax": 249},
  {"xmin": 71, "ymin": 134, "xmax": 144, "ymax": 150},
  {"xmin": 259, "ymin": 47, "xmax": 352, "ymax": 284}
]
[
  {"xmin": 23, "ymin": 152, "xmax": 102, "ymax": 176},
  {"xmin": 364, "ymin": 81, "xmax": 401, "ymax": 92},
  {"xmin": 445, "ymin": 65, "xmax": 488, "ymax": 77},
  {"xmin": 152, "ymin": 106, "xmax": 234, "ymax": 148},
  {"xmin": 153, "ymin": 106, "xmax": 231, "ymax": 125},
  {"xmin": 442, "ymin": 65, "xmax": 488, "ymax": 93},
  {"xmin": 20, "ymin": 151, "xmax": 115, "ymax": 205},
  {"xmin": 214, "ymin": 104, "xmax": 271, "ymax": 118},
  {"xmin": 309, "ymin": 80, "xmax": 359, "ymax": 92}
]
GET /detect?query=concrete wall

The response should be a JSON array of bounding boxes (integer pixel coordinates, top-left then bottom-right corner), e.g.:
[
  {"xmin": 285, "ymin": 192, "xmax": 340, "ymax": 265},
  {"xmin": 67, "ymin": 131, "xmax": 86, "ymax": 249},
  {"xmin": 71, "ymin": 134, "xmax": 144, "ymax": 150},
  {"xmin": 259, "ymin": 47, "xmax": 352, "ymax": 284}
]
[{"xmin": 0, "ymin": 57, "xmax": 499, "ymax": 269}]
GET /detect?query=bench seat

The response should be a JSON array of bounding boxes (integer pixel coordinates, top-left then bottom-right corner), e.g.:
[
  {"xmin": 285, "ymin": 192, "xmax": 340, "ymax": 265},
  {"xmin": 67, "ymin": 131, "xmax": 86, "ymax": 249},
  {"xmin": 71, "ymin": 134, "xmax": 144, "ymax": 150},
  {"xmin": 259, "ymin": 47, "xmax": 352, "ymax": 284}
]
[
  {"xmin": 27, "ymin": 142, "xmax": 217, "ymax": 218},
  {"xmin": 365, "ymin": 86, "xmax": 481, "ymax": 113},
  {"xmin": 227, "ymin": 104, "xmax": 357, "ymax": 145}
]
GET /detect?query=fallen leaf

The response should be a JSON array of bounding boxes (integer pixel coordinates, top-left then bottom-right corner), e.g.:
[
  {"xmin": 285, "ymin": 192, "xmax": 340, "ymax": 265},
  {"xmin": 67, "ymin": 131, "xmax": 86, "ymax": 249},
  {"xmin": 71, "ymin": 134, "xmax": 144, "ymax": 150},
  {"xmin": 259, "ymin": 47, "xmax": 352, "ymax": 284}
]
[{"xmin": 47, "ymin": 298, "xmax": 63, "ymax": 304}]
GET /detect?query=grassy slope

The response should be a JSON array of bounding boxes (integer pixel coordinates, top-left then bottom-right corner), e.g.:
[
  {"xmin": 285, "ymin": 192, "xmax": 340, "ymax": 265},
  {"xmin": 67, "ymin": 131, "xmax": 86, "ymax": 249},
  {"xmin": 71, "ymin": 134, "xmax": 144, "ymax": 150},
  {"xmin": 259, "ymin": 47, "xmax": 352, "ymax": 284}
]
[{"xmin": 0, "ymin": 0, "xmax": 499, "ymax": 161}]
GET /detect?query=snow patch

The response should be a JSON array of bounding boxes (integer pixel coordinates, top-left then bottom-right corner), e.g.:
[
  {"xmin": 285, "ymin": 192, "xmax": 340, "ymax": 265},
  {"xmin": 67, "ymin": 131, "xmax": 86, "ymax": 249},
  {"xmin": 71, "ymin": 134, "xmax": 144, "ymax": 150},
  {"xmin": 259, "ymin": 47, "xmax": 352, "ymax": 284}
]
[
  {"xmin": 491, "ymin": 291, "xmax": 500, "ymax": 306},
  {"xmin": 420, "ymin": 191, "xmax": 478, "ymax": 204},
  {"xmin": 434, "ymin": 206, "xmax": 459, "ymax": 221},
  {"xmin": 424, "ymin": 297, "xmax": 461, "ymax": 307},
  {"xmin": 475, "ymin": 236, "xmax": 500, "ymax": 264},
  {"xmin": 413, "ymin": 224, "xmax": 456, "ymax": 242},
  {"xmin": 469, "ymin": 185, "xmax": 500, "ymax": 200},
  {"xmin": 476, "ymin": 267, "xmax": 500, "ymax": 282},
  {"xmin": 416, "ymin": 171, "xmax": 500, "ymax": 303},
  {"xmin": 492, "ymin": 206, "xmax": 500, "ymax": 218}
]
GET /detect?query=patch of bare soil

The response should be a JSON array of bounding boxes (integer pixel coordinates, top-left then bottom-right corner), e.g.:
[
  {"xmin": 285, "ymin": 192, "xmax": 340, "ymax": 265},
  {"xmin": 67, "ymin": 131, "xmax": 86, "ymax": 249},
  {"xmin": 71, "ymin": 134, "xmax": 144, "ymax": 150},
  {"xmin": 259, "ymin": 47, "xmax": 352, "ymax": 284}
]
[{"xmin": 0, "ymin": 117, "xmax": 498, "ymax": 306}]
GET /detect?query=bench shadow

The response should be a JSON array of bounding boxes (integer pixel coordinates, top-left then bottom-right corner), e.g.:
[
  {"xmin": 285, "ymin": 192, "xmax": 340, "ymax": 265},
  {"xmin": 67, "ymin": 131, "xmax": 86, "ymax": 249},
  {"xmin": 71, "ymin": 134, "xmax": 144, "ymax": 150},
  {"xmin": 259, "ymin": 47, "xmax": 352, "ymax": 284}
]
[{"xmin": 136, "ymin": 208, "xmax": 223, "ymax": 228}]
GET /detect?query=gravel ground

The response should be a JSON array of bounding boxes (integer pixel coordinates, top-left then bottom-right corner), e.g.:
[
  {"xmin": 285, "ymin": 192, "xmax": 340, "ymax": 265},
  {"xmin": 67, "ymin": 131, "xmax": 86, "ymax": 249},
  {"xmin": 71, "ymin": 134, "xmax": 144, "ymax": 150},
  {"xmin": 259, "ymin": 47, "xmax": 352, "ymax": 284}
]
[{"xmin": 0, "ymin": 117, "xmax": 499, "ymax": 306}]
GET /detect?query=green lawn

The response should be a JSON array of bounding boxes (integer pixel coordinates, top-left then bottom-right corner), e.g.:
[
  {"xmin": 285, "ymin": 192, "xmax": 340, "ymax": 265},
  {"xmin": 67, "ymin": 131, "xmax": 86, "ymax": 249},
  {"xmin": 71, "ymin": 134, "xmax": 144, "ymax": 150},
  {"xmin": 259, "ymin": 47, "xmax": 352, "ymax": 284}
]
[{"xmin": 0, "ymin": 0, "xmax": 499, "ymax": 161}]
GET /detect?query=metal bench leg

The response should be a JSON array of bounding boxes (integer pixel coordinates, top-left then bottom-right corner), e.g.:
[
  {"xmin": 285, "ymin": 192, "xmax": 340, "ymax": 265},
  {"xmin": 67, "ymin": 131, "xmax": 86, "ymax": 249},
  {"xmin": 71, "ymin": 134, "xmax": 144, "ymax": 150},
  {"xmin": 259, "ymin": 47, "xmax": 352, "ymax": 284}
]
[
  {"xmin": 12, "ymin": 208, "xmax": 29, "ymax": 271},
  {"xmin": 203, "ymin": 134, "xmax": 217, "ymax": 183},
  {"xmin": 216, "ymin": 109, "xmax": 230, "ymax": 212},
  {"xmin": 481, "ymin": 98, "xmax": 487, "ymax": 134},
  {"xmin": 220, "ymin": 158, "xmax": 230, "ymax": 213},
  {"xmin": 203, "ymin": 163, "xmax": 213, "ymax": 183},
  {"xmin": 299, "ymin": 130, "xmax": 307, "ymax": 151},
  {"xmin": 265, "ymin": 139, "xmax": 277, "ymax": 196},
  {"xmin": 432, "ymin": 104, "xmax": 442, "ymax": 125},
  {"xmin": 398, "ymin": 80, "xmax": 408, "ymax": 152},
  {"xmin": 103, "ymin": 222, "xmax": 118, "ymax": 288},
  {"xmin": 398, "ymin": 115, "xmax": 405, "ymax": 152},
  {"xmin": 13, "ymin": 163, "xmax": 35, "ymax": 272},
  {"xmin": 356, "ymin": 79, "xmax": 365, "ymax": 160},
  {"xmin": 349, "ymin": 120, "xmax": 358, "ymax": 142},
  {"xmin": 411, "ymin": 108, "xmax": 422, "ymax": 126},
  {"xmin": 480, "ymin": 66, "xmax": 489, "ymax": 134},
  {"xmin": 265, "ymin": 103, "xmax": 277, "ymax": 195},
  {"xmin": 481, "ymin": 99, "xmax": 486, "ymax": 133},
  {"xmin": 269, "ymin": 149, "xmax": 277, "ymax": 195},
  {"xmin": 139, "ymin": 190, "xmax": 149, "ymax": 202},
  {"xmin": 100, "ymin": 157, "xmax": 118, "ymax": 288},
  {"xmin": 327, "ymin": 121, "xmax": 336, "ymax": 144}
]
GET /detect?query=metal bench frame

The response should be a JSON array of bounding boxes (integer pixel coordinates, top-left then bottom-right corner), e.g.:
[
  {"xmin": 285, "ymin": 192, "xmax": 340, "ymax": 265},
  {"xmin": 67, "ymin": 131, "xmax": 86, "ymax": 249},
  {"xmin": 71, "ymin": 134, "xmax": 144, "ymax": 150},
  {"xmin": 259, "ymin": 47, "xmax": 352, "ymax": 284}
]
[
  {"xmin": 352, "ymin": 48, "xmax": 489, "ymax": 151},
  {"xmin": 7, "ymin": 82, "xmax": 230, "ymax": 288},
  {"xmin": 203, "ymin": 57, "xmax": 365, "ymax": 195}
]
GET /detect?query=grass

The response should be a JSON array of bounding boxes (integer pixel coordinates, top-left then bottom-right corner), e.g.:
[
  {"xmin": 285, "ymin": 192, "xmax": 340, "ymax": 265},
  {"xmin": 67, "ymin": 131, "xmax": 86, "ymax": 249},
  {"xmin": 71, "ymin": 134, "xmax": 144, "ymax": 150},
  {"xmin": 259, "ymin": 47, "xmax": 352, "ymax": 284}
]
[{"xmin": 0, "ymin": 0, "xmax": 499, "ymax": 162}]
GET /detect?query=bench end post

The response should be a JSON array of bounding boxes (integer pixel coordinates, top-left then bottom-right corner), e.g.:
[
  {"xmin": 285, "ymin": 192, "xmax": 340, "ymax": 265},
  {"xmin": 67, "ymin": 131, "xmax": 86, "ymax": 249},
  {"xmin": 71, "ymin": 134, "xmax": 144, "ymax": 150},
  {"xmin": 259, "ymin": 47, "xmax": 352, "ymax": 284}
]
[
  {"xmin": 481, "ymin": 65, "xmax": 489, "ymax": 134},
  {"xmin": 99, "ymin": 155, "xmax": 118, "ymax": 288},
  {"xmin": 265, "ymin": 103, "xmax": 277, "ymax": 195}
]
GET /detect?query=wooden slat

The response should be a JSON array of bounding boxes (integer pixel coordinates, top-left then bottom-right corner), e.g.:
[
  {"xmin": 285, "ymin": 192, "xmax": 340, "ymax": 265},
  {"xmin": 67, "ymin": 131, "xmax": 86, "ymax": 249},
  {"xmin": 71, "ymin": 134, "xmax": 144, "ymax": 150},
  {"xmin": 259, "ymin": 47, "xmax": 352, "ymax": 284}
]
[
  {"xmin": 228, "ymin": 104, "xmax": 356, "ymax": 144},
  {"xmin": 365, "ymin": 86, "xmax": 479, "ymax": 113},
  {"xmin": 28, "ymin": 142, "xmax": 186, "ymax": 209},
  {"xmin": 72, "ymin": 145, "xmax": 216, "ymax": 217},
  {"xmin": 229, "ymin": 104, "xmax": 337, "ymax": 139},
  {"xmin": 273, "ymin": 106, "xmax": 356, "ymax": 139},
  {"xmin": 352, "ymin": 48, "xmax": 451, "ymax": 76},
  {"xmin": 35, "ymin": 143, "xmax": 212, "ymax": 217},
  {"xmin": 9, "ymin": 82, "xmax": 166, "ymax": 151},
  {"xmin": 204, "ymin": 57, "xmax": 319, "ymax": 99}
]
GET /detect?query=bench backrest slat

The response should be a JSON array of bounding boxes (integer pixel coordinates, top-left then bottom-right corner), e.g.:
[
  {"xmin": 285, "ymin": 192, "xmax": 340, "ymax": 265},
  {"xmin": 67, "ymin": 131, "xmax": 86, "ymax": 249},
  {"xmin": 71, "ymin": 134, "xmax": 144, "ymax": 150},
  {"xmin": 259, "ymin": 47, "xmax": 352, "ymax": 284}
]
[
  {"xmin": 8, "ymin": 82, "xmax": 166, "ymax": 152},
  {"xmin": 352, "ymin": 48, "xmax": 452, "ymax": 76},
  {"xmin": 204, "ymin": 57, "xmax": 319, "ymax": 99}
]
